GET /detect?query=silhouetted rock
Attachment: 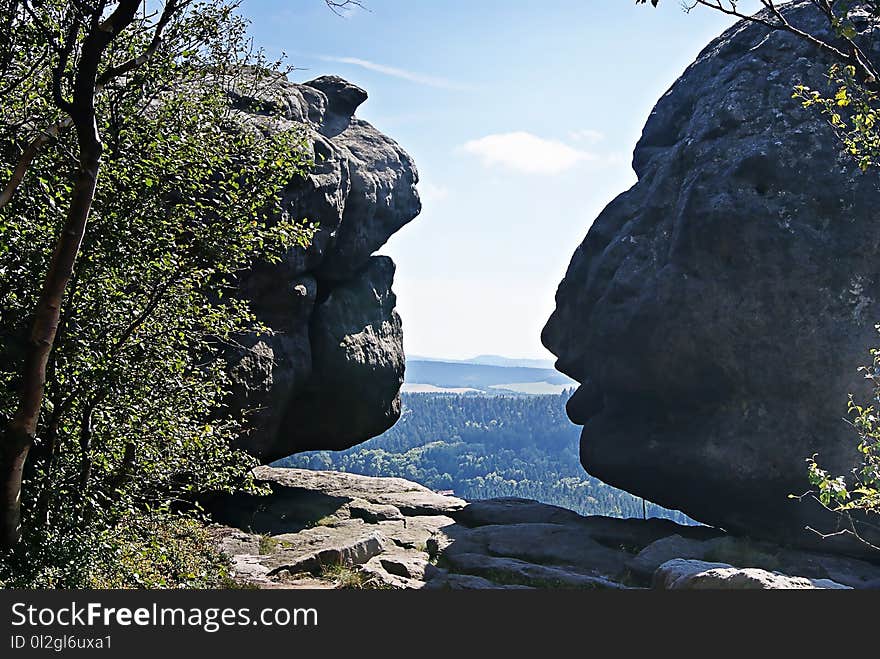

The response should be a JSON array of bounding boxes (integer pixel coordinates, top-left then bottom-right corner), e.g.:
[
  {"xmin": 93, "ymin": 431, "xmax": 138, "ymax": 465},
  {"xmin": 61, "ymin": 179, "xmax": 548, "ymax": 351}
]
[
  {"xmin": 543, "ymin": 0, "xmax": 880, "ymax": 553},
  {"xmin": 227, "ymin": 75, "xmax": 420, "ymax": 461}
]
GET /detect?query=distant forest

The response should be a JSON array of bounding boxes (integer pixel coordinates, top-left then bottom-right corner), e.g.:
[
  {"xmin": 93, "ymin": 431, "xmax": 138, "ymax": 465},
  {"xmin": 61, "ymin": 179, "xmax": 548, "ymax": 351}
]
[{"xmin": 278, "ymin": 392, "xmax": 694, "ymax": 524}]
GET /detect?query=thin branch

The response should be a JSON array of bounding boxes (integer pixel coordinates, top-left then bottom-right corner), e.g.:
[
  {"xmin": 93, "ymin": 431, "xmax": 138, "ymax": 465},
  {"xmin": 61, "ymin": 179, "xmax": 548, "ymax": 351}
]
[
  {"xmin": 97, "ymin": 0, "xmax": 187, "ymax": 86},
  {"xmin": 324, "ymin": 0, "xmax": 367, "ymax": 16},
  {"xmin": 0, "ymin": 117, "xmax": 72, "ymax": 210},
  {"xmin": 652, "ymin": 0, "xmax": 880, "ymax": 82}
]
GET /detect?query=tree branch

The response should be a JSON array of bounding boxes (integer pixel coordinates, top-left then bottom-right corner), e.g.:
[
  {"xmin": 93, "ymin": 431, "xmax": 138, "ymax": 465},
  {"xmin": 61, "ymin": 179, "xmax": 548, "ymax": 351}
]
[
  {"xmin": 97, "ymin": 0, "xmax": 186, "ymax": 86},
  {"xmin": 0, "ymin": 117, "xmax": 72, "ymax": 211},
  {"xmin": 641, "ymin": 0, "xmax": 880, "ymax": 82}
]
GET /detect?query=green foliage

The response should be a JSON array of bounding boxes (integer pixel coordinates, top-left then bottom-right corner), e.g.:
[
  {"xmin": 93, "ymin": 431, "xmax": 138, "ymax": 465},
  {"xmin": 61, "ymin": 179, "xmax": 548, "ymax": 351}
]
[
  {"xmin": 0, "ymin": 508, "xmax": 236, "ymax": 589},
  {"xmin": 89, "ymin": 513, "xmax": 236, "ymax": 589},
  {"xmin": 258, "ymin": 534, "xmax": 279, "ymax": 555},
  {"xmin": 0, "ymin": 1, "xmax": 314, "ymax": 586},
  {"xmin": 790, "ymin": 61, "xmax": 880, "ymax": 554},
  {"xmin": 280, "ymin": 392, "xmax": 695, "ymax": 524},
  {"xmin": 320, "ymin": 562, "xmax": 369, "ymax": 589},
  {"xmin": 804, "ymin": 329, "xmax": 880, "ymax": 550},
  {"xmin": 795, "ymin": 64, "xmax": 880, "ymax": 171}
]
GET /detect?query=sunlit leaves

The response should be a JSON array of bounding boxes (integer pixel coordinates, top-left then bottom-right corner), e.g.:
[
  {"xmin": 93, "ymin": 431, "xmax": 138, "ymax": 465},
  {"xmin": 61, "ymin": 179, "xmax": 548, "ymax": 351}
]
[
  {"xmin": 806, "ymin": 331, "xmax": 880, "ymax": 537},
  {"xmin": 0, "ymin": 0, "xmax": 311, "ymax": 587},
  {"xmin": 795, "ymin": 64, "xmax": 880, "ymax": 172}
]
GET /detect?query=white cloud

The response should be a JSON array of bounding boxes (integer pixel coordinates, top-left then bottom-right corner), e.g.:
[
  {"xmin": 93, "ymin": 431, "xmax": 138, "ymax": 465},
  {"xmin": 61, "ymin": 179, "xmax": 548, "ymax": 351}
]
[
  {"xmin": 461, "ymin": 131, "xmax": 596, "ymax": 175},
  {"xmin": 568, "ymin": 129, "xmax": 605, "ymax": 144},
  {"xmin": 418, "ymin": 181, "xmax": 449, "ymax": 203},
  {"xmin": 315, "ymin": 55, "xmax": 466, "ymax": 90}
]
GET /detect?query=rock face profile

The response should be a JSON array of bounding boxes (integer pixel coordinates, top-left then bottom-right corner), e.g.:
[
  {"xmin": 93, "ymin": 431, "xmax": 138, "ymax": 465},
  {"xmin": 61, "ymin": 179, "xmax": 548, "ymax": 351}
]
[
  {"xmin": 227, "ymin": 75, "xmax": 419, "ymax": 462},
  {"xmin": 542, "ymin": 1, "xmax": 880, "ymax": 552}
]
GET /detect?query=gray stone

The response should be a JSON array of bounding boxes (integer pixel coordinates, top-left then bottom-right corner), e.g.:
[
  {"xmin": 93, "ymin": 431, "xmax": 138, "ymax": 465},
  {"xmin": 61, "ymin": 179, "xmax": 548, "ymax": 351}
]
[
  {"xmin": 358, "ymin": 559, "xmax": 423, "ymax": 590},
  {"xmin": 377, "ymin": 549, "xmax": 429, "ymax": 580},
  {"xmin": 423, "ymin": 574, "xmax": 535, "ymax": 590},
  {"xmin": 655, "ymin": 559, "xmax": 851, "ymax": 590},
  {"xmin": 444, "ymin": 552, "xmax": 628, "ymax": 589},
  {"xmin": 438, "ymin": 522, "xmax": 630, "ymax": 579},
  {"xmin": 253, "ymin": 467, "xmax": 467, "ymax": 515},
  {"xmin": 628, "ymin": 535, "xmax": 715, "ymax": 579},
  {"xmin": 452, "ymin": 498, "xmax": 588, "ymax": 527},
  {"xmin": 264, "ymin": 526, "xmax": 386, "ymax": 576},
  {"xmin": 225, "ymin": 74, "xmax": 420, "ymax": 462},
  {"xmin": 211, "ymin": 468, "xmax": 880, "ymax": 590},
  {"xmin": 574, "ymin": 515, "xmax": 724, "ymax": 552},
  {"xmin": 773, "ymin": 547, "xmax": 880, "ymax": 588},
  {"xmin": 348, "ymin": 499, "xmax": 405, "ymax": 523},
  {"xmin": 542, "ymin": 0, "xmax": 880, "ymax": 553}
]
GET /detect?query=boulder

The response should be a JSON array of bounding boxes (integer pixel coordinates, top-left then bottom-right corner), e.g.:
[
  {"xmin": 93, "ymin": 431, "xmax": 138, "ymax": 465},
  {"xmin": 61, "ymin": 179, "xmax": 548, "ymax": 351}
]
[
  {"xmin": 226, "ymin": 75, "xmax": 420, "ymax": 462},
  {"xmin": 654, "ymin": 559, "xmax": 850, "ymax": 590},
  {"xmin": 628, "ymin": 535, "xmax": 718, "ymax": 579},
  {"xmin": 542, "ymin": 0, "xmax": 880, "ymax": 552}
]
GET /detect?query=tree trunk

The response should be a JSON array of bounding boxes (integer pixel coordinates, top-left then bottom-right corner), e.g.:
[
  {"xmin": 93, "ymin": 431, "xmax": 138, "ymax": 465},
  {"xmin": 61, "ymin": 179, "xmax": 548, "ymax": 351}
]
[
  {"xmin": 0, "ymin": 123, "xmax": 101, "ymax": 548},
  {"xmin": 0, "ymin": 0, "xmax": 162, "ymax": 549}
]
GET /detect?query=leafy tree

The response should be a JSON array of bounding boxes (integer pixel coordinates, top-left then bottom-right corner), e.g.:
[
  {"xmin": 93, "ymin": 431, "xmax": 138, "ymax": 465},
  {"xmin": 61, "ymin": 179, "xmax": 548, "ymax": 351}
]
[{"xmin": 0, "ymin": 1, "xmax": 315, "ymax": 586}]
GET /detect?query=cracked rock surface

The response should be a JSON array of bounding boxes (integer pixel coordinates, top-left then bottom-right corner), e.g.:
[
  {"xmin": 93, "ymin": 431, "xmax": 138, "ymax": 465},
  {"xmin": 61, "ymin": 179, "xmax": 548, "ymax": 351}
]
[{"xmin": 210, "ymin": 468, "xmax": 880, "ymax": 589}]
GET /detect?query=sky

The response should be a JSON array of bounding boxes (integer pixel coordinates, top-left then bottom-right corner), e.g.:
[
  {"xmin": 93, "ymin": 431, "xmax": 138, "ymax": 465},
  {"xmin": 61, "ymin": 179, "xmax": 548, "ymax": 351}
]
[{"xmin": 242, "ymin": 0, "xmax": 761, "ymax": 361}]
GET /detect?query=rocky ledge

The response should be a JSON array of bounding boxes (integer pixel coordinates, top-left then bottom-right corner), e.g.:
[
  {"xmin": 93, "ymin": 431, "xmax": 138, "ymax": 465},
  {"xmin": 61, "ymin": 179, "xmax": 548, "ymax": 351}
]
[{"xmin": 209, "ymin": 468, "xmax": 880, "ymax": 589}]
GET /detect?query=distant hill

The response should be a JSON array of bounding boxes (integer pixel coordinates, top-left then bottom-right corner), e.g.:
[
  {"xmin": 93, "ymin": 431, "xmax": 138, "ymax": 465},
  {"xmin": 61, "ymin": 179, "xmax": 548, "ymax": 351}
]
[
  {"xmin": 404, "ymin": 359, "xmax": 575, "ymax": 395},
  {"xmin": 410, "ymin": 354, "xmax": 556, "ymax": 369}
]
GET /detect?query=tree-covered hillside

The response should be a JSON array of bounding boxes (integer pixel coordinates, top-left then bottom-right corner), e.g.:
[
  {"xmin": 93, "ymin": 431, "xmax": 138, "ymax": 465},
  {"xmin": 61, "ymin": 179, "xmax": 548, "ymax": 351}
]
[{"xmin": 278, "ymin": 392, "xmax": 694, "ymax": 523}]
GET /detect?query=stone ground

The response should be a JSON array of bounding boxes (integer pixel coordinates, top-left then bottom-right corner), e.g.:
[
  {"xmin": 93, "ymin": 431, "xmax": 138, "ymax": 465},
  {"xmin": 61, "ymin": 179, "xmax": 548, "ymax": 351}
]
[{"xmin": 208, "ymin": 467, "xmax": 880, "ymax": 590}]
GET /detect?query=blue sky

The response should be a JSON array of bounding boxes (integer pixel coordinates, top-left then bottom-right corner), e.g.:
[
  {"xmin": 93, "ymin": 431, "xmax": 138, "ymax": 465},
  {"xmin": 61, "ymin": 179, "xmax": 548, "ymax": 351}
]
[{"xmin": 243, "ymin": 0, "xmax": 760, "ymax": 360}]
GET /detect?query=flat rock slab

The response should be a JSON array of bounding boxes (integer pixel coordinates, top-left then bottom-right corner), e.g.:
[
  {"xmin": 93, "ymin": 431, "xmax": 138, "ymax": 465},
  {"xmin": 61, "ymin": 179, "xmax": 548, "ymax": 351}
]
[
  {"xmin": 254, "ymin": 466, "xmax": 467, "ymax": 516},
  {"xmin": 439, "ymin": 523, "xmax": 631, "ymax": 580},
  {"xmin": 423, "ymin": 573, "xmax": 535, "ymax": 590},
  {"xmin": 628, "ymin": 535, "xmax": 722, "ymax": 579},
  {"xmin": 267, "ymin": 525, "xmax": 386, "ymax": 576},
  {"xmin": 629, "ymin": 534, "xmax": 880, "ymax": 587},
  {"xmin": 212, "ymin": 469, "xmax": 880, "ymax": 590},
  {"xmin": 443, "ymin": 552, "xmax": 628, "ymax": 590}
]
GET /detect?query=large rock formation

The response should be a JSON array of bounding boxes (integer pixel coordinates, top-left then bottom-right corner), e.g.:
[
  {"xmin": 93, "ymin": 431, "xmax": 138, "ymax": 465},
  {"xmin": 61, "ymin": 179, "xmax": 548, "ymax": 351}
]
[
  {"xmin": 227, "ymin": 75, "xmax": 419, "ymax": 462},
  {"xmin": 542, "ymin": 1, "xmax": 880, "ymax": 553}
]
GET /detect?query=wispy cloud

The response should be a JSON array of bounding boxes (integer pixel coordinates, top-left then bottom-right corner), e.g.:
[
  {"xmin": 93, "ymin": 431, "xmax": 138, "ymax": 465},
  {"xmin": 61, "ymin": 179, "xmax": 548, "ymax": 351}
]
[
  {"xmin": 461, "ymin": 132, "xmax": 597, "ymax": 175},
  {"xmin": 315, "ymin": 55, "xmax": 467, "ymax": 90}
]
